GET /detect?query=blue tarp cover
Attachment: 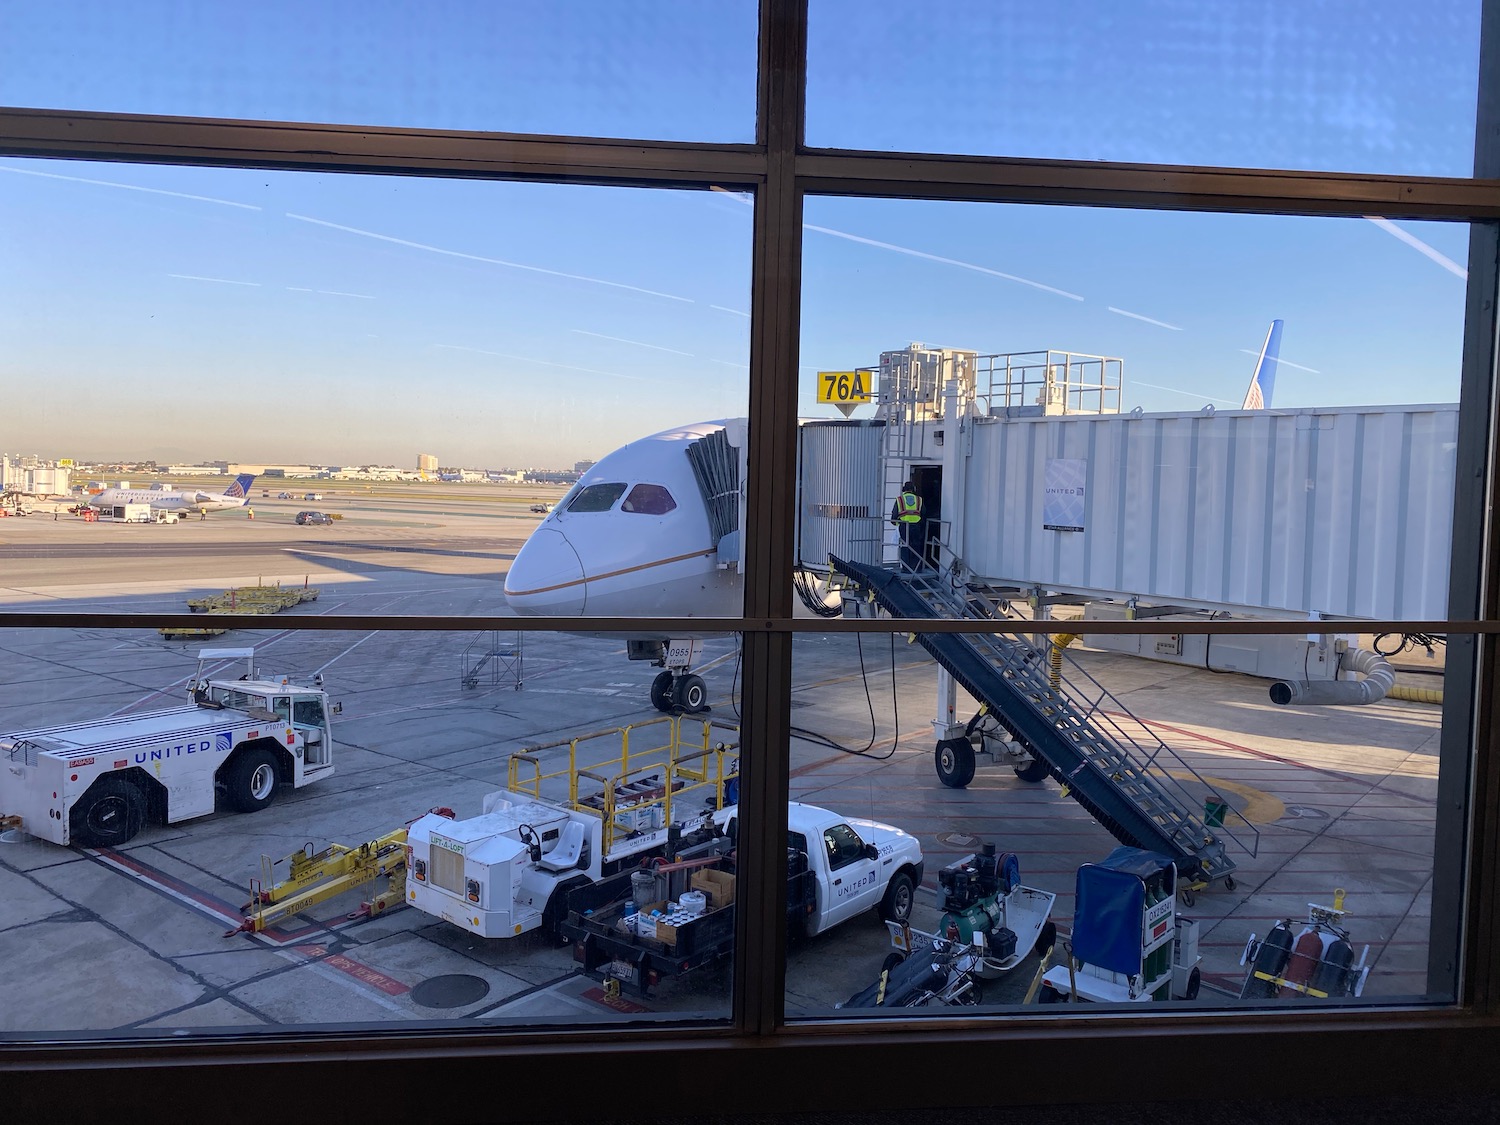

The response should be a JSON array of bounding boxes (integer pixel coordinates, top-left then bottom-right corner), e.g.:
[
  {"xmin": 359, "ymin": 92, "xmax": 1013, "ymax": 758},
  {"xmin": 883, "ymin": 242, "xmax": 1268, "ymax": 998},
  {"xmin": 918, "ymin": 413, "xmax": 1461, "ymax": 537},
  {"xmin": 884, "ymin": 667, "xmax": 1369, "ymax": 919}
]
[{"xmin": 1072, "ymin": 848, "xmax": 1174, "ymax": 975}]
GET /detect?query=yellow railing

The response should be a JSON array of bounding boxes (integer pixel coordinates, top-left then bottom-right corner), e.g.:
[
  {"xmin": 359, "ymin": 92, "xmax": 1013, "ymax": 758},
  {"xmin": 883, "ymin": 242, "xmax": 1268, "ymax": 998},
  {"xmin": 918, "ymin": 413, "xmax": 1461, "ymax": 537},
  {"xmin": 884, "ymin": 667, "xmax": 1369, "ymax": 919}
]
[{"xmin": 505, "ymin": 715, "xmax": 740, "ymax": 854}]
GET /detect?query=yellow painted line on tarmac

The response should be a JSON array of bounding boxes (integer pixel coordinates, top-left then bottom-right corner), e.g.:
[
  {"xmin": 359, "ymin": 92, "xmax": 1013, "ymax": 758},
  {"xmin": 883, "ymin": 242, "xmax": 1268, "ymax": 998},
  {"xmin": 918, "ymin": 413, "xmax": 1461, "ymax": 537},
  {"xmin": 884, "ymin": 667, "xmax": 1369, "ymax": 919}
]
[{"xmin": 1166, "ymin": 770, "xmax": 1285, "ymax": 825}]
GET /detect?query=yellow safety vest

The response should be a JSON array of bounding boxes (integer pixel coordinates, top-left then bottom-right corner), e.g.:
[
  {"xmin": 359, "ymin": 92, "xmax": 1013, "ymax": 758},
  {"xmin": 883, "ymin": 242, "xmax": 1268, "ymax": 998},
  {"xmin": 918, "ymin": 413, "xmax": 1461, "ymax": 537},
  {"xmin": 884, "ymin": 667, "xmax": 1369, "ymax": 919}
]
[{"xmin": 898, "ymin": 491, "xmax": 922, "ymax": 523}]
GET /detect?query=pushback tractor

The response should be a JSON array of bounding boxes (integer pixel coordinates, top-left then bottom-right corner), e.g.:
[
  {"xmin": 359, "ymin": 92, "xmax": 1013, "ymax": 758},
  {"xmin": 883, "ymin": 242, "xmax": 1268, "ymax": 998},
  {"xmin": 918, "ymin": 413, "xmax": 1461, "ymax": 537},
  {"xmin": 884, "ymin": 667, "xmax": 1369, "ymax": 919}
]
[{"xmin": 0, "ymin": 647, "xmax": 339, "ymax": 848}]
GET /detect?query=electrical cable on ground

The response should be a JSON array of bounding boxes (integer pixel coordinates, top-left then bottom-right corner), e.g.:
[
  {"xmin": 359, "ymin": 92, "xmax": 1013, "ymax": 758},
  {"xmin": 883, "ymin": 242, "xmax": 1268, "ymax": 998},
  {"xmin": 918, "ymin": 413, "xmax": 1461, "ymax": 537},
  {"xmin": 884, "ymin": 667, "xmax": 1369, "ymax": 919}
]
[{"xmin": 729, "ymin": 625, "xmax": 901, "ymax": 760}]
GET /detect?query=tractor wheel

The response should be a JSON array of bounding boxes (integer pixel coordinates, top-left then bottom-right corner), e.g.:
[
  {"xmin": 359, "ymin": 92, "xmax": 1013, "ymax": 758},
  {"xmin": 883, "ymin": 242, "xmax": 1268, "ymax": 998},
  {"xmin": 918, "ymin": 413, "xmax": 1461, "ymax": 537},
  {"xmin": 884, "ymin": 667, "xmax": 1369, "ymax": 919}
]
[
  {"xmin": 70, "ymin": 777, "xmax": 146, "ymax": 848},
  {"xmin": 225, "ymin": 747, "xmax": 280, "ymax": 813}
]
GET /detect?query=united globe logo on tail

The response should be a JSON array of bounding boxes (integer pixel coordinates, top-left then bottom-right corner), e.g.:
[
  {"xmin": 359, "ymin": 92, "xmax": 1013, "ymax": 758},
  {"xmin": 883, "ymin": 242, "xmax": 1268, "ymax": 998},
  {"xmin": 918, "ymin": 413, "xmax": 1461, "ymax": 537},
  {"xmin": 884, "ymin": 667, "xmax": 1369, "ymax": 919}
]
[{"xmin": 222, "ymin": 473, "xmax": 256, "ymax": 499}]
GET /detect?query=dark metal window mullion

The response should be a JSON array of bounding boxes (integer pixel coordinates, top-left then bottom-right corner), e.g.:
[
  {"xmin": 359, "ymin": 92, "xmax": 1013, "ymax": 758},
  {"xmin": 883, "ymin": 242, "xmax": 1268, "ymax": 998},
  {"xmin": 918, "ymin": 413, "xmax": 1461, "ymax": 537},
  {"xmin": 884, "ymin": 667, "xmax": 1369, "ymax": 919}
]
[{"xmin": 733, "ymin": 0, "xmax": 807, "ymax": 1038}]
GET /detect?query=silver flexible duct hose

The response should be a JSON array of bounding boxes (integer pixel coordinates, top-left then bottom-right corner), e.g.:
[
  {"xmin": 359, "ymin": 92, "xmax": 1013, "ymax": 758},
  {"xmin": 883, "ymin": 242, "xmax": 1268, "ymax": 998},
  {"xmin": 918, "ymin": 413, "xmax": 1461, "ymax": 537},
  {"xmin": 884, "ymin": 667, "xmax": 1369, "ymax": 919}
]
[{"xmin": 1269, "ymin": 647, "xmax": 1396, "ymax": 706}]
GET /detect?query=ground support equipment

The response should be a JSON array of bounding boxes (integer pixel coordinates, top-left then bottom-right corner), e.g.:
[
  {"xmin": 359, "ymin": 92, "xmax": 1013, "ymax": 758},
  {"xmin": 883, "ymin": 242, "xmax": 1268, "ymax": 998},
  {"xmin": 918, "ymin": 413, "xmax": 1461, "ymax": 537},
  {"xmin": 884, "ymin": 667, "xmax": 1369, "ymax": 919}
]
[
  {"xmin": 229, "ymin": 828, "xmax": 407, "ymax": 935},
  {"xmin": 829, "ymin": 555, "xmax": 1254, "ymax": 891}
]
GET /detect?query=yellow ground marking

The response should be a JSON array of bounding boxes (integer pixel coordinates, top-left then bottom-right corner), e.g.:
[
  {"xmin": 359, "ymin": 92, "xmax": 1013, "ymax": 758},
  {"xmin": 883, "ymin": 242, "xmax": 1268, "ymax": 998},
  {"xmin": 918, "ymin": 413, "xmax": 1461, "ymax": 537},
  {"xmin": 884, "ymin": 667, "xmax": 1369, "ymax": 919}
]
[{"xmin": 1166, "ymin": 770, "xmax": 1285, "ymax": 826}]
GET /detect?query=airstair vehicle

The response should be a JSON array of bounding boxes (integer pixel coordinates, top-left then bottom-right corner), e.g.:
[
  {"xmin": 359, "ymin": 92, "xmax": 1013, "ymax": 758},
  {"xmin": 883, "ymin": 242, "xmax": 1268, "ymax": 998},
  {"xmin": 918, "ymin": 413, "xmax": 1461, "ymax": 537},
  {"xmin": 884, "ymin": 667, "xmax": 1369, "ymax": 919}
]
[{"xmin": 829, "ymin": 554, "xmax": 1257, "ymax": 892}]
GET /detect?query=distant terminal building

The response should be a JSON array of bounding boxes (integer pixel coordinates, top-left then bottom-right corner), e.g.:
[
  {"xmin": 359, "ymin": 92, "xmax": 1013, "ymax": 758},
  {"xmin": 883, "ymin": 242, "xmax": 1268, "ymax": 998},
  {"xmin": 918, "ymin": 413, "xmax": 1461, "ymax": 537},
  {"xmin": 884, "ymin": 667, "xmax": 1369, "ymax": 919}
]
[
  {"xmin": 417, "ymin": 453, "xmax": 438, "ymax": 474},
  {"xmin": 574, "ymin": 459, "xmax": 596, "ymax": 474}
]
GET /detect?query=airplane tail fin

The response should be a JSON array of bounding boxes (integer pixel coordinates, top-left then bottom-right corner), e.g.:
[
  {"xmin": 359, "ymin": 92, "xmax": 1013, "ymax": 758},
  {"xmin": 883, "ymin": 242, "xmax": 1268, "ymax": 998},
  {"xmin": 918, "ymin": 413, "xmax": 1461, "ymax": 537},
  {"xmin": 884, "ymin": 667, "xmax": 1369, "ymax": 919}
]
[
  {"xmin": 223, "ymin": 473, "xmax": 256, "ymax": 499},
  {"xmin": 1241, "ymin": 320, "xmax": 1284, "ymax": 410}
]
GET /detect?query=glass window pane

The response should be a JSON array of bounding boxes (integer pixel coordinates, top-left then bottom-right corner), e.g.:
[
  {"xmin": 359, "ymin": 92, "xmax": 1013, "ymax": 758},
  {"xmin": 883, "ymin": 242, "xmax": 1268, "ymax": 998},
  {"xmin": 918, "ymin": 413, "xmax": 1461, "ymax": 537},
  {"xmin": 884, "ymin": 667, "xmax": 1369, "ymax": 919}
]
[
  {"xmin": 569, "ymin": 483, "xmax": 629, "ymax": 512},
  {"xmin": 0, "ymin": 625, "xmax": 745, "ymax": 1034},
  {"xmin": 797, "ymin": 199, "xmax": 1467, "ymax": 626},
  {"xmin": 0, "ymin": 159, "xmax": 749, "ymax": 621},
  {"xmin": 807, "ymin": 0, "xmax": 1481, "ymax": 176},
  {"xmin": 788, "ymin": 198, "xmax": 1472, "ymax": 1017},
  {"xmin": 785, "ymin": 626, "xmax": 1455, "ymax": 1016},
  {"xmin": 1, "ymin": 1, "xmax": 758, "ymax": 143},
  {"xmin": 622, "ymin": 483, "xmax": 678, "ymax": 515}
]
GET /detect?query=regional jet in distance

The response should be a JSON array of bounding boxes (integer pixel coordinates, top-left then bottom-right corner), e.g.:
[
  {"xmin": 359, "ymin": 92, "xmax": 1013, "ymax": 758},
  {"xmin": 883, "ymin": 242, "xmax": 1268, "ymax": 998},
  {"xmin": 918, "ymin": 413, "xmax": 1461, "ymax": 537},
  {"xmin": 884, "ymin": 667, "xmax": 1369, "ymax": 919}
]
[{"xmin": 87, "ymin": 473, "xmax": 258, "ymax": 515}]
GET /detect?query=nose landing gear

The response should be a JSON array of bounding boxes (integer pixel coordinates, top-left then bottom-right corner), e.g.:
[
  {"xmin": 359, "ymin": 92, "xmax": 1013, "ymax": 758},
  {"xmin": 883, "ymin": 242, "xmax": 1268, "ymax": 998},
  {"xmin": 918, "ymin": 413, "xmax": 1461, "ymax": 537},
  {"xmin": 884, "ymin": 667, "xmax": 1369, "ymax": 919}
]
[{"xmin": 650, "ymin": 670, "xmax": 709, "ymax": 714}]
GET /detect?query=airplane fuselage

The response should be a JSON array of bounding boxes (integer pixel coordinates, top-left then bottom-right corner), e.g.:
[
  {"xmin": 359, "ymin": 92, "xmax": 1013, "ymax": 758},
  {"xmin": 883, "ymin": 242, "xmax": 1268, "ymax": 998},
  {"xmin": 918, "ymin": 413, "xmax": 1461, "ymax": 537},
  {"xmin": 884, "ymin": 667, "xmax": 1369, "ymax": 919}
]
[
  {"xmin": 87, "ymin": 474, "xmax": 256, "ymax": 514},
  {"xmin": 504, "ymin": 421, "xmax": 741, "ymax": 625}
]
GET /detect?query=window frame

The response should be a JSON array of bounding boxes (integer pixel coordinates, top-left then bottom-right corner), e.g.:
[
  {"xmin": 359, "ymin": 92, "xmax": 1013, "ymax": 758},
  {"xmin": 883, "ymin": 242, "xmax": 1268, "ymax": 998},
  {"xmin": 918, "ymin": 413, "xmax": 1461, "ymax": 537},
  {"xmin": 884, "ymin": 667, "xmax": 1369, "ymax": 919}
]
[{"xmin": 3, "ymin": 0, "xmax": 1500, "ymax": 1117}]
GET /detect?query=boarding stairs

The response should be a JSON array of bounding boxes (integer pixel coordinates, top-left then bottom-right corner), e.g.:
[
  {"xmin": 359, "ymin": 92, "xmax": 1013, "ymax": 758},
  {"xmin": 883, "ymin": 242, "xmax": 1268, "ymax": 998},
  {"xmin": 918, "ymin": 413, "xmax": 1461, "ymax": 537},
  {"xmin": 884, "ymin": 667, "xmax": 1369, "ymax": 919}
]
[
  {"xmin": 460, "ymin": 631, "xmax": 523, "ymax": 691},
  {"xmin": 829, "ymin": 556, "xmax": 1257, "ymax": 887}
]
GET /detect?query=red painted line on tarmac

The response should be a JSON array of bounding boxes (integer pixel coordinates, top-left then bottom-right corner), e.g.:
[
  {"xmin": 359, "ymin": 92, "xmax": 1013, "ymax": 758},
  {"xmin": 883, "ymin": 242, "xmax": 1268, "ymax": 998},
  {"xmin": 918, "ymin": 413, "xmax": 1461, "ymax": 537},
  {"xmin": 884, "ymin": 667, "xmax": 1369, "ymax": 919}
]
[
  {"xmin": 581, "ymin": 986, "xmax": 650, "ymax": 1014},
  {"xmin": 88, "ymin": 847, "xmax": 370, "ymax": 946},
  {"xmin": 294, "ymin": 944, "xmax": 409, "ymax": 996}
]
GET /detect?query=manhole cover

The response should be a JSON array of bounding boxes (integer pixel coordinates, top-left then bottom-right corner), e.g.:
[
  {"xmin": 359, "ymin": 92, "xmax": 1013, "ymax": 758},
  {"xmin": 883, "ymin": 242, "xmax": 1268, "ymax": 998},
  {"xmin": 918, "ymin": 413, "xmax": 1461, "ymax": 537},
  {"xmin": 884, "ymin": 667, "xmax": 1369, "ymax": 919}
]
[
  {"xmin": 936, "ymin": 831, "xmax": 982, "ymax": 849},
  {"xmin": 411, "ymin": 974, "xmax": 490, "ymax": 1009},
  {"xmin": 1283, "ymin": 806, "xmax": 1330, "ymax": 820}
]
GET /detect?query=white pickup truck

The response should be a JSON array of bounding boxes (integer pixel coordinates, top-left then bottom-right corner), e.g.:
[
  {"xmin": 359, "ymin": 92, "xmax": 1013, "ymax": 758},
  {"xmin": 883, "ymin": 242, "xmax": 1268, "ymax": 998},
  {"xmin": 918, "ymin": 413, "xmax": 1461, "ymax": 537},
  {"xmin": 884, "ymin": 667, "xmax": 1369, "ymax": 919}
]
[
  {"xmin": 406, "ymin": 796, "xmax": 925, "ymax": 952},
  {"xmin": 0, "ymin": 648, "xmax": 338, "ymax": 848},
  {"xmin": 561, "ymin": 801, "xmax": 926, "ymax": 993}
]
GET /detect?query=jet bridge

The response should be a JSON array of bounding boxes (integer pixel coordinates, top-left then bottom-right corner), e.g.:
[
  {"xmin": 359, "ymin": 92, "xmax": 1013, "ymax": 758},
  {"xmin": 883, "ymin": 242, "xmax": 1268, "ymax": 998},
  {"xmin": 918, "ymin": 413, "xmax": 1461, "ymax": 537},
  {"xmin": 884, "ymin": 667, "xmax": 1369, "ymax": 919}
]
[{"xmin": 829, "ymin": 555, "xmax": 1257, "ymax": 889}]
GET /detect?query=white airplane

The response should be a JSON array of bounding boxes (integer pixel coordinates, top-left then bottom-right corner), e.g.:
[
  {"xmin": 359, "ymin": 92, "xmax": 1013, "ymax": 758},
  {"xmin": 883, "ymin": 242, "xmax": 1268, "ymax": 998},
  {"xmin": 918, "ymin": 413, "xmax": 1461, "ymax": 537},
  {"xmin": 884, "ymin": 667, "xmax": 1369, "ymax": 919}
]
[
  {"xmin": 504, "ymin": 421, "xmax": 742, "ymax": 713},
  {"xmin": 87, "ymin": 473, "xmax": 258, "ymax": 515},
  {"xmin": 506, "ymin": 327, "xmax": 1289, "ymax": 713}
]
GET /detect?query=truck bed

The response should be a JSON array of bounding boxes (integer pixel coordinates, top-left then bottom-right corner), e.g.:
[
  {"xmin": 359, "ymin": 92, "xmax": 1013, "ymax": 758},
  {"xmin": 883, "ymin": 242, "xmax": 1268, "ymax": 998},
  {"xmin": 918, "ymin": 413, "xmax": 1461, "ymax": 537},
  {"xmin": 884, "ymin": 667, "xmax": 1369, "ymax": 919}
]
[{"xmin": 562, "ymin": 848, "xmax": 814, "ymax": 992}]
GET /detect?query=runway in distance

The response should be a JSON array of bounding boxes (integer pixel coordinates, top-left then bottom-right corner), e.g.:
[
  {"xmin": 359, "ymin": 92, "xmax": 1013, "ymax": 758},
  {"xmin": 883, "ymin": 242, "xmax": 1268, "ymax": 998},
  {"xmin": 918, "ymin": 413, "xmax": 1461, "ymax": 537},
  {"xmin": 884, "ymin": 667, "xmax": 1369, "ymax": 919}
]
[{"xmin": 87, "ymin": 473, "xmax": 258, "ymax": 515}]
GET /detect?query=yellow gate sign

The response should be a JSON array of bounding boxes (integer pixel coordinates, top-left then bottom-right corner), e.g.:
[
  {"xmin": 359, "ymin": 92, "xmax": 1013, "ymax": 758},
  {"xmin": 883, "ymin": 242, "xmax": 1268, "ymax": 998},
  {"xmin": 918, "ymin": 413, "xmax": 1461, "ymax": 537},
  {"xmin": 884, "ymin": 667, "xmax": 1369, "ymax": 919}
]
[{"xmin": 817, "ymin": 370, "xmax": 872, "ymax": 417}]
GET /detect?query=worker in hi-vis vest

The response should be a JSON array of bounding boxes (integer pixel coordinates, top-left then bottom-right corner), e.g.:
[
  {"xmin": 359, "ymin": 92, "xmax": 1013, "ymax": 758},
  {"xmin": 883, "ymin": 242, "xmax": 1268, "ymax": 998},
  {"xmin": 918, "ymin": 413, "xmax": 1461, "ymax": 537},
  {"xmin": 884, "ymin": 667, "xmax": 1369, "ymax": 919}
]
[{"xmin": 890, "ymin": 480, "xmax": 925, "ymax": 571}]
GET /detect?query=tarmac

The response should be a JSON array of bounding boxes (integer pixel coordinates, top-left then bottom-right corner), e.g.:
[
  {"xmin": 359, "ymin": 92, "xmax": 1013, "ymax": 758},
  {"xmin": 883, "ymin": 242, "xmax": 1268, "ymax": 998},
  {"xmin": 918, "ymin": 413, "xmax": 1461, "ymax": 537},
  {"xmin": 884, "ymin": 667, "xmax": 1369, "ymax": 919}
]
[{"xmin": 0, "ymin": 485, "xmax": 1446, "ymax": 1034}]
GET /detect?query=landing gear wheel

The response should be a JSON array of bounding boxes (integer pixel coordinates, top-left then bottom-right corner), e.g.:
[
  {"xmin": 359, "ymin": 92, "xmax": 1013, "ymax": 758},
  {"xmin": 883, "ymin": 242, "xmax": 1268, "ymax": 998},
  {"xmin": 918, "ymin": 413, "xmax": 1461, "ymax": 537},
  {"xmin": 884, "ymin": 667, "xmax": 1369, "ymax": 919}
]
[
  {"xmin": 70, "ymin": 778, "xmax": 146, "ymax": 848},
  {"xmin": 878, "ymin": 870, "xmax": 915, "ymax": 923},
  {"xmin": 935, "ymin": 738, "xmax": 976, "ymax": 789},
  {"xmin": 649, "ymin": 671, "xmax": 674, "ymax": 712},
  {"xmin": 1012, "ymin": 756, "xmax": 1049, "ymax": 783},
  {"xmin": 226, "ymin": 747, "xmax": 280, "ymax": 813},
  {"xmin": 673, "ymin": 673, "xmax": 708, "ymax": 713}
]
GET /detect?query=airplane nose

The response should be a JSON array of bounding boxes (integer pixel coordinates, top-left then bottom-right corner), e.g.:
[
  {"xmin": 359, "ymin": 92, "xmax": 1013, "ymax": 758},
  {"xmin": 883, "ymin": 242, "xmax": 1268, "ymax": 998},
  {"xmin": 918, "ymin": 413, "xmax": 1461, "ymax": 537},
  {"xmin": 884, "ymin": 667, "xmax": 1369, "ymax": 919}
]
[{"xmin": 504, "ymin": 527, "xmax": 587, "ymax": 615}]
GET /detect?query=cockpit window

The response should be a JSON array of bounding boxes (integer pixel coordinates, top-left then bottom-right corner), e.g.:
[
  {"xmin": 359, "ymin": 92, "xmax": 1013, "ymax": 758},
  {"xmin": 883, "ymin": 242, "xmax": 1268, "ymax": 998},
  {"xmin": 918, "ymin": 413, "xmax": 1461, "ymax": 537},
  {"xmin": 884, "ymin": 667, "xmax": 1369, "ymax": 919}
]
[
  {"xmin": 567, "ymin": 482, "xmax": 628, "ymax": 512},
  {"xmin": 621, "ymin": 484, "xmax": 677, "ymax": 515}
]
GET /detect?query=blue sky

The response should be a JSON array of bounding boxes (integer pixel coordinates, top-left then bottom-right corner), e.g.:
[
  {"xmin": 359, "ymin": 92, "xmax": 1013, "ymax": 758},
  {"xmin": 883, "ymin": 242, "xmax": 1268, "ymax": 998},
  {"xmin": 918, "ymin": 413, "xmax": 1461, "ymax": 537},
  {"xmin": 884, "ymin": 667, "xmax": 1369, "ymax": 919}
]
[{"xmin": 0, "ymin": 2, "xmax": 1482, "ymax": 468}]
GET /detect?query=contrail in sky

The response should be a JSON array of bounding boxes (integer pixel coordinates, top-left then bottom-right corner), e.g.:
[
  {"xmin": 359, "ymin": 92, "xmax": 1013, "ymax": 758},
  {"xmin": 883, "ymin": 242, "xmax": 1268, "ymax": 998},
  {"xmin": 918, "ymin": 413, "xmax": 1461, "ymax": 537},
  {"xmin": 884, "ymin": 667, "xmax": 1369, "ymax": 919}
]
[
  {"xmin": 708, "ymin": 186, "xmax": 1082, "ymax": 300},
  {"xmin": 0, "ymin": 164, "xmax": 262, "ymax": 210},
  {"xmin": 286, "ymin": 213, "xmax": 695, "ymax": 303},
  {"xmin": 572, "ymin": 329, "xmax": 694, "ymax": 356},
  {"xmin": 1132, "ymin": 380, "xmax": 1239, "ymax": 406},
  {"xmin": 1365, "ymin": 216, "xmax": 1468, "ymax": 279},
  {"xmin": 802, "ymin": 223, "xmax": 1085, "ymax": 300},
  {"xmin": 1238, "ymin": 350, "xmax": 1320, "ymax": 374},
  {"xmin": 434, "ymin": 343, "xmax": 640, "ymax": 380},
  {"xmin": 1108, "ymin": 307, "xmax": 1181, "ymax": 330},
  {"xmin": 168, "ymin": 274, "xmax": 261, "ymax": 286}
]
